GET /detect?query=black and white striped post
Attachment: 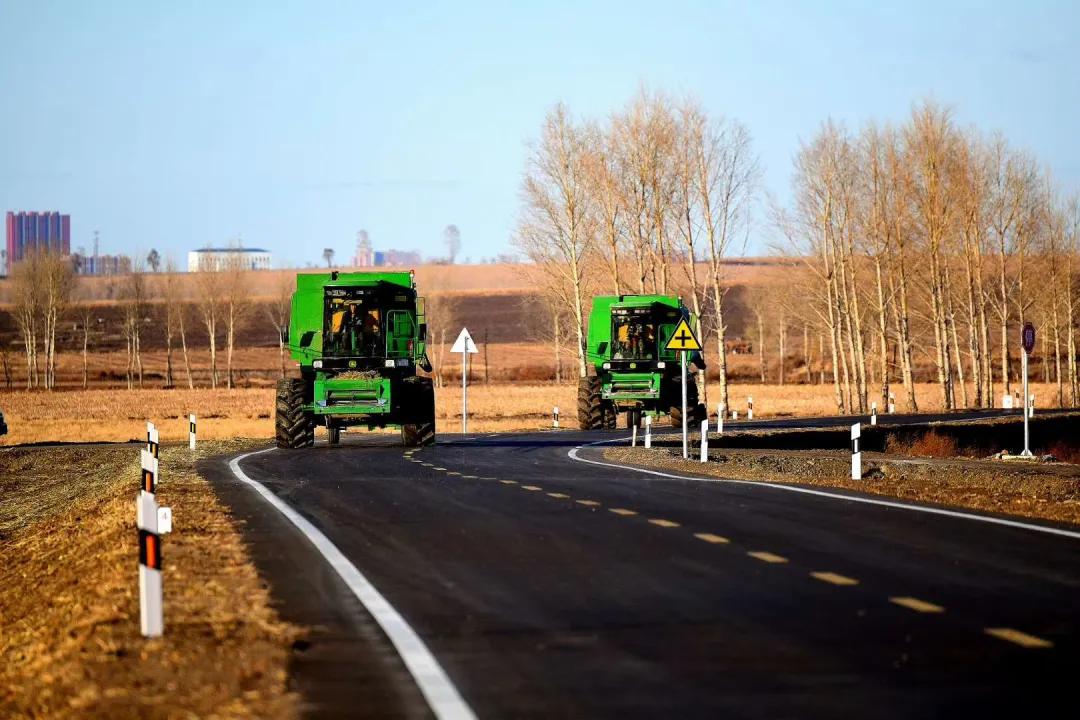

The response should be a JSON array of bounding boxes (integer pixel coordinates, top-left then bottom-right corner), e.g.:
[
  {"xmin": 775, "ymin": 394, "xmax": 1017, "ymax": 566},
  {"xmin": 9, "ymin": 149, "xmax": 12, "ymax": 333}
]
[
  {"xmin": 631, "ymin": 418, "xmax": 638, "ymax": 447},
  {"xmin": 141, "ymin": 448, "xmax": 158, "ymax": 495},
  {"xmin": 747, "ymin": 396, "xmax": 754, "ymax": 421},
  {"xmin": 146, "ymin": 422, "xmax": 159, "ymax": 460},
  {"xmin": 699, "ymin": 418, "xmax": 709, "ymax": 463},
  {"xmin": 137, "ymin": 491, "xmax": 163, "ymax": 637},
  {"xmin": 188, "ymin": 414, "xmax": 197, "ymax": 450},
  {"xmin": 552, "ymin": 407, "xmax": 559, "ymax": 429},
  {"xmin": 871, "ymin": 402, "xmax": 878, "ymax": 426},
  {"xmin": 887, "ymin": 392, "xmax": 896, "ymax": 414},
  {"xmin": 644, "ymin": 414, "xmax": 652, "ymax": 449},
  {"xmin": 717, "ymin": 403, "xmax": 724, "ymax": 434},
  {"xmin": 851, "ymin": 423, "xmax": 862, "ymax": 480}
]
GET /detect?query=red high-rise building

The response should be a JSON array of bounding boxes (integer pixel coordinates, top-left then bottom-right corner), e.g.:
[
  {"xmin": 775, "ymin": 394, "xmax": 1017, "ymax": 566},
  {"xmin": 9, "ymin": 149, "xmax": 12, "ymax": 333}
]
[{"xmin": 4, "ymin": 211, "xmax": 71, "ymax": 268}]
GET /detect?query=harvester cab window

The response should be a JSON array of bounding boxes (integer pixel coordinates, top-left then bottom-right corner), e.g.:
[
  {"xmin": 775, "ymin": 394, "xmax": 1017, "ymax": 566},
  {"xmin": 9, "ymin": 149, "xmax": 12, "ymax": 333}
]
[
  {"xmin": 325, "ymin": 294, "xmax": 384, "ymax": 357},
  {"xmin": 612, "ymin": 313, "xmax": 657, "ymax": 360}
]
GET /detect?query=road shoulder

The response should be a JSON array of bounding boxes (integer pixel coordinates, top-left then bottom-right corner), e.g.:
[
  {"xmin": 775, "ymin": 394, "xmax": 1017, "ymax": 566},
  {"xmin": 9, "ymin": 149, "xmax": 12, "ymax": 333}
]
[{"xmin": 199, "ymin": 449, "xmax": 432, "ymax": 720}]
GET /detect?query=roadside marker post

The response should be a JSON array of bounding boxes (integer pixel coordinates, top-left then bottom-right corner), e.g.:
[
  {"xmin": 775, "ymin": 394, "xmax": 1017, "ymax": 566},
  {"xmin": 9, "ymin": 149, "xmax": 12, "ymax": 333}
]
[
  {"xmin": 188, "ymin": 414, "xmax": 197, "ymax": 450},
  {"xmin": 136, "ymin": 490, "xmax": 163, "ymax": 637},
  {"xmin": 888, "ymin": 393, "xmax": 896, "ymax": 414},
  {"xmin": 1029, "ymin": 394, "xmax": 1035, "ymax": 419},
  {"xmin": 1021, "ymin": 322, "xmax": 1035, "ymax": 457},
  {"xmin": 451, "ymin": 328, "xmax": 479, "ymax": 435},
  {"xmin": 1003, "ymin": 393, "xmax": 1013, "ymax": 410},
  {"xmin": 871, "ymin": 402, "xmax": 878, "ymax": 426},
  {"xmin": 664, "ymin": 318, "xmax": 702, "ymax": 461},
  {"xmin": 747, "ymin": 397, "xmax": 754, "ymax": 421},
  {"xmin": 644, "ymin": 415, "xmax": 652, "ymax": 448},
  {"xmin": 699, "ymin": 419, "xmax": 709, "ymax": 463},
  {"xmin": 631, "ymin": 421, "xmax": 638, "ymax": 447},
  {"xmin": 141, "ymin": 448, "xmax": 158, "ymax": 495},
  {"xmin": 146, "ymin": 422, "xmax": 159, "ymax": 459},
  {"xmin": 717, "ymin": 403, "xmax": 724, "ymax": 434},
  {"xmin": 552, "ymin": 406, "xmax": 559, "ymax": 429},
  {"xmin": 732, "ymin": 410, "xmax": 738, "ymax": 421},
  {"xmin": 851, "ymin": 423, "xmax": 862, "ymax": 480}
]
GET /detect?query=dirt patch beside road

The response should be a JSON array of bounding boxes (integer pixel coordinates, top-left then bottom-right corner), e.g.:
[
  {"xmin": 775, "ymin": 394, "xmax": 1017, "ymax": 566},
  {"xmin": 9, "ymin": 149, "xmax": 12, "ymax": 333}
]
[
  {"xmin": 0, "ymin": 441, "xmax": 298, "ymax": 719},
  {"xmin": 605, "ymin": 442, "xmax": 1080, "ymax": 527}
]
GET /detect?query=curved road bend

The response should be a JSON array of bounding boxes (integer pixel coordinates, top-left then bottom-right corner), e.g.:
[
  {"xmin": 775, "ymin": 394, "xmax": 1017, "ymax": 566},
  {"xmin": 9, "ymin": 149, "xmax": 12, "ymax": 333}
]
[{"xmin": 208, "ymin": 428, "xmax": 1079, "ymax": 718}]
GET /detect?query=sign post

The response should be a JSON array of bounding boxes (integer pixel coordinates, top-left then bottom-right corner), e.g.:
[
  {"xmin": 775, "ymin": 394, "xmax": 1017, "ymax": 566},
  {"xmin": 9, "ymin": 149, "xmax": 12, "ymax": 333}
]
[
  {"xmin": 665, "ymin": 318, "xmax": 703, "ymax": 460},
  {"xmin": 1021, "ymin": 322, "xmax": 1035, "ymax": 457},
  {"xmin": 451, "ymin": 328, "xmax": 479, "ymax": 435}
]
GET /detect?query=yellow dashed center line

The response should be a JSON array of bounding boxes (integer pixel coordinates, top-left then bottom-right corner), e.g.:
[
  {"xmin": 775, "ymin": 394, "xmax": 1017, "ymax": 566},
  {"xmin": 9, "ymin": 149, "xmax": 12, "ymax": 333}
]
[
  {"xmin": 984, "ymin": 628, "xmax": 1053, "ymax": 648},
  {"xmin": 462, "ymin": 475, "xmax": 478, "ymax": 479},
  {"xmin": 648, "ymin": 518, "xmax": 680, "ymax": 528},
  {"xmin": 747, "ymin": 551, "xmax": 788, "ymax": 564},
  {"xmin": 609, "ymin": 508, "xmax": 638, "ymax": 516},
  {"xmin": 576, "ymin": 500, "xmax": 601, "ymax": 507},
  {"xmin": 890, "ymin": 597, "xmax": 945, "ymax": 614},
  {"xmin": 547, "ymin": 492, "xmax": 570, "ymax": 499},
  {"xmin": 810, "ymin": 572, "xmax": 859, "ymax": 586},
  {"xmin": 421, "ymin": 463, "xmax": 434, "ymax": 468},
  {"xmin": 433, "ymin": 467, "xmax": 447, "ymax": 471},
  {"xmin": 521, "ymin": 485, "xmax": 543, "ymax": 491},
  {"xmin": 499, "ymin": 480, "xmax": 517, "ymax": 485},
  {"xmin": 445, "ymin": 471, "xmax": 461, "ymax": 476},
  {"xmin": 694, "ymin": 533, "xmax": 729, "ymax": 544}
]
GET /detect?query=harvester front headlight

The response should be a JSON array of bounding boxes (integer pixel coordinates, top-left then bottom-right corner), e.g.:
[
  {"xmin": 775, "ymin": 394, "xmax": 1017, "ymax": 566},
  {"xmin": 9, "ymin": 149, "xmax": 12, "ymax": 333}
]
[
  {"xmin": 602, "ymin": 362, "xmax": 611, "ymax": 370},
  {"xmin": 656, "ymin": 361, "xmax": 666, "ymax": 368},
  {"xmin": 313, "ymin": 360, "xmax": 323, "ymax": 369},
  {"xmin": 384, "ymin": 359, "xmax": 395, "ymax": 368}
]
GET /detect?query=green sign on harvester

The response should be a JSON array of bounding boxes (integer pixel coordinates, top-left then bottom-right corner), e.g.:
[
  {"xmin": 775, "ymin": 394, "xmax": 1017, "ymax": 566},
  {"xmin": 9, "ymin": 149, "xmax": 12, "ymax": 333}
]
[{"xmin": 665, "ymin": 318, "xmax": 702, "ymax": 352}]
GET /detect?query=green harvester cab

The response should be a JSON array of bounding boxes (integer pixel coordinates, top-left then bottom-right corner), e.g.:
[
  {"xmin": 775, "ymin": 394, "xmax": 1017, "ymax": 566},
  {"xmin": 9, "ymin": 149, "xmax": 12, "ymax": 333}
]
[
  {"xmin": 276, "ymin": 270, "xmax": 436, "ymax": 448},
  {"xmin": 579, "ymin": 294, "xmax": 706, "ymax": 429}
]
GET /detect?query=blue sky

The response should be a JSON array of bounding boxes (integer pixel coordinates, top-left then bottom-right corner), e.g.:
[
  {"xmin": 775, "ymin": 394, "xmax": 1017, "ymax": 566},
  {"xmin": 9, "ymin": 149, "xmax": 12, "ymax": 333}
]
[{"xmin": 1, "ymin": 1, "xmax": 1077, "ymax": 267}]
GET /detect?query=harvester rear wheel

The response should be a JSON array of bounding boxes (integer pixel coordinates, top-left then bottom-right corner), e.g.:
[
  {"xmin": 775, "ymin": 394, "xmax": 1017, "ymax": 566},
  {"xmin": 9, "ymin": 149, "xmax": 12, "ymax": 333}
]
[
  {"xmin": 276, "ymin": 379, "xmax": 314, "ymax": 449},
  {"xmin": 602, "ymin": 402, "xmax": 618, "ymax": 429},
  {"xmin": 401, "ymin": 376, "xmax": 436, "ymax": 447},
  {"xmin": 577, "ymin": 376, "xmax": 603, "ymax": 430}
]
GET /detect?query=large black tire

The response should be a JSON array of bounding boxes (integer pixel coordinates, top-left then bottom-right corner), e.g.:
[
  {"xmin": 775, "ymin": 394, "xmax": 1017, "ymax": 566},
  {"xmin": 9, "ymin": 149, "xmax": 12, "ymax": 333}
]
[
  {"xmin": 401, "ymin": 376, "xmax": 436, "ymax": 447},
  {"xmin": 577, "ymin": 375, "xmax": 603, "ymax": 430},
  {"xmin": 602, "ymin": 401, "xmax": 618, "ymax": 429},
  {"xmin": 669, "ymin": 379, "xmax": 702, "ymax": 427},
  {"xmin": 276, "ymin": 379, "xmax": 314, "ymax": 449}
]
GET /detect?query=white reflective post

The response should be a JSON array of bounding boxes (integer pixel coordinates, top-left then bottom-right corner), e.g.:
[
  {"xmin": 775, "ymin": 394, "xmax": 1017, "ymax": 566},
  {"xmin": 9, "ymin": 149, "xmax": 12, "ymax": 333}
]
[
  {"xmin": 747, "ymin": 396, "xmax": 753, "ymax": 420},
  {"xmin": 851, "ymin": 423, "xmax": 862, "ymax": 480},
  {"xmin": 632, "ymin": 422, "xmax": 638, "ymax": 447},
  {"xmin": 188, "ymin": 413, "xmax": 197, "ymax": 450},
  {"xmin": 644, "ymin": 414, "xmax": 652, "ymax": 449},
  {"xmin": 136, "ymin": 490, "xmax": 163, "ymax": 637},
  {"xmin": 871, "ymin": 402, "xmax": 877, "ymax": 426},
  {"xmin": 552, "ymin": 406, "xmax": 559, "ymax": 429},
  {"xmin": 699, "ymin": 419, "xmax": 709, "ymax": 462},
  {"xmin": 717, "ymin": 403, "xmax": 724, "ymax": 434}
]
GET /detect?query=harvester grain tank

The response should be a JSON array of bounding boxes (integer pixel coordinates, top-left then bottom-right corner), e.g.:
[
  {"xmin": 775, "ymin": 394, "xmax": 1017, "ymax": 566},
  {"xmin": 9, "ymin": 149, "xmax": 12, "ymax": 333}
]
[
  {"xmin": 579, "ymin": 294, "xmax": 706, "ymax": 429},
  {"xmin": 275, "ymin": 270, "xmax": 436, "ymax": 448}
]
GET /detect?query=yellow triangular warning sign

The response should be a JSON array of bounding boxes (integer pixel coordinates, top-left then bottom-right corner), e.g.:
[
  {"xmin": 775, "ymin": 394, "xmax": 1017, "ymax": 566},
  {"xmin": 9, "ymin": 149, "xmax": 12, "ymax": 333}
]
[{"xmin": 665, "ymin": 318, "xmax": 702, "ymax": 352}]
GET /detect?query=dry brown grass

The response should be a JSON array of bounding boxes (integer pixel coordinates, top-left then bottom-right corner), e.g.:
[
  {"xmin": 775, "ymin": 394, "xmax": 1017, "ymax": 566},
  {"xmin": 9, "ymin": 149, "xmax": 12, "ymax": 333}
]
[
  {"xmin": 0, "ymin": 381, "xmax": 1070, "ymax": 445},
  {"xmin": 0, "ymin": 441, "xmax": 297, "ymax": 718}
]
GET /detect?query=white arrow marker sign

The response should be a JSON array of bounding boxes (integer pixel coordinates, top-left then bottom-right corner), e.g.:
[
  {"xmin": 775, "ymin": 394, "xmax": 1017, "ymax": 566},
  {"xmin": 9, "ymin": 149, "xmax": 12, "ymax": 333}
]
[{"xmin": 451, "ymin": 327, "xmax": 479, "ymax": 434}]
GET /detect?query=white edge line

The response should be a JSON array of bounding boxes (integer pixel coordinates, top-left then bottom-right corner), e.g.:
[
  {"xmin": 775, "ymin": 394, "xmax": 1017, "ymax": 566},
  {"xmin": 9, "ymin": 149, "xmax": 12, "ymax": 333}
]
[
  {"xmin": 568, "ymin": 438, "xmax": 1080, "ymax": 541},
  {"xmin": 228, "ymin": 449, "xmax": 476, "ymax": 720}
]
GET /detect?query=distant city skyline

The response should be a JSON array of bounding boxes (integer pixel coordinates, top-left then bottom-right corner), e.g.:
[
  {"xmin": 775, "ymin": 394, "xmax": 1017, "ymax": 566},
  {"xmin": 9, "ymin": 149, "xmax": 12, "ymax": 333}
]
[{"xmin": 1, "ymin": 2, "xmax": 1078, "ymax": 268}]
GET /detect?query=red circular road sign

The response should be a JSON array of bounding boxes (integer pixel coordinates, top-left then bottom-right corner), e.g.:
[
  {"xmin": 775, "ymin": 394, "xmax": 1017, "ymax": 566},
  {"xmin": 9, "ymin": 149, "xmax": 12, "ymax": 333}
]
[{"xmin": 1021, "ymin": 322, "xmax": 1036, "ymax": 355}]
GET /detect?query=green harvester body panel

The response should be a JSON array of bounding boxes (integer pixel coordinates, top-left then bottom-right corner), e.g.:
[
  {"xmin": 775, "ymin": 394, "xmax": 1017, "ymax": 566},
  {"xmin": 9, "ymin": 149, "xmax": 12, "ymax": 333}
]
[
  {"xmin": 287, "ymin": 271, "xmax": 429, "ymax": 429},
  {"xmin": 584, "ymin": 294, "xmax": 700, "ymax": 414}
]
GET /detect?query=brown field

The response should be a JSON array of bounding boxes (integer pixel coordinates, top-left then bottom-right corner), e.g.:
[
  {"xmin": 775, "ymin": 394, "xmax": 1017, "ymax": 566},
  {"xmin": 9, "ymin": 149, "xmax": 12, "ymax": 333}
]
[
  {"xmin": 0, "ymin": 381, "xmax": 1068, "ymax": 446},
  {"xmin": 0, "ymin": 441, "xmax": 296, "ymax": 717}
]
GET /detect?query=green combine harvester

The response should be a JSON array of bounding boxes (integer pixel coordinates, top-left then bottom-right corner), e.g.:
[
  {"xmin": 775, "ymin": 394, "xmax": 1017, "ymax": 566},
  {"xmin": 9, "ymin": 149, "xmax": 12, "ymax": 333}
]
[
  {"xmin": 579, "ymin": 294, "xmax": 706, "ymax": 429},
  {"xmin": 276, "ymin": 270, "xmax": 435, "ymax": 448}
]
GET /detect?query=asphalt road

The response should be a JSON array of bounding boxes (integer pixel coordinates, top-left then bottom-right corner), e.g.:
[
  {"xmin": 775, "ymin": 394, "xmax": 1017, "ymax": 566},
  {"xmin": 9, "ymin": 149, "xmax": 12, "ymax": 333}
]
[{"xmin": 207, "ymin": 421, "xmax": 1080, "ymax": 719}]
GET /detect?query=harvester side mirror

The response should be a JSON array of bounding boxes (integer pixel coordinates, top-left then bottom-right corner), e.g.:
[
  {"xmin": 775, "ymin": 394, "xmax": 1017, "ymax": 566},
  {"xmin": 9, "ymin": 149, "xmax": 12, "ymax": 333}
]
[
  {"xmin": 598, "ymin": 341, "xmax": 608, "ymax": 355},
  {"xmin": 300, "ymin": 331, "xmax": 316, "ymax": 348},
  {"xmin": 418, "ymin": 323, "xmax": 428, "ymax": 340}
]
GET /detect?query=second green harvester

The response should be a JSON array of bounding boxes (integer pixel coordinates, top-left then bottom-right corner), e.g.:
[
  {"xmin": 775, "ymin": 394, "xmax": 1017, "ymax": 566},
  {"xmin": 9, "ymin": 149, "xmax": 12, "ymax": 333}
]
[
  {"xmin": 579, "ymin": 294, "xmax": 707, "ymax": 430},
  {"xmin": 276, "ymin": 270, "xmax": 435, "ymax": 448}
]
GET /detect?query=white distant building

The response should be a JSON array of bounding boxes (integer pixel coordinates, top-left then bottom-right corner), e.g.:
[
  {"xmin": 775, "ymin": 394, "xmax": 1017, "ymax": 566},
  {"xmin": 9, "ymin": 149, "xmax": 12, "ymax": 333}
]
[{"xmin": 188, "ymin": 247, "xmax": 272, "ymax": 272}]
